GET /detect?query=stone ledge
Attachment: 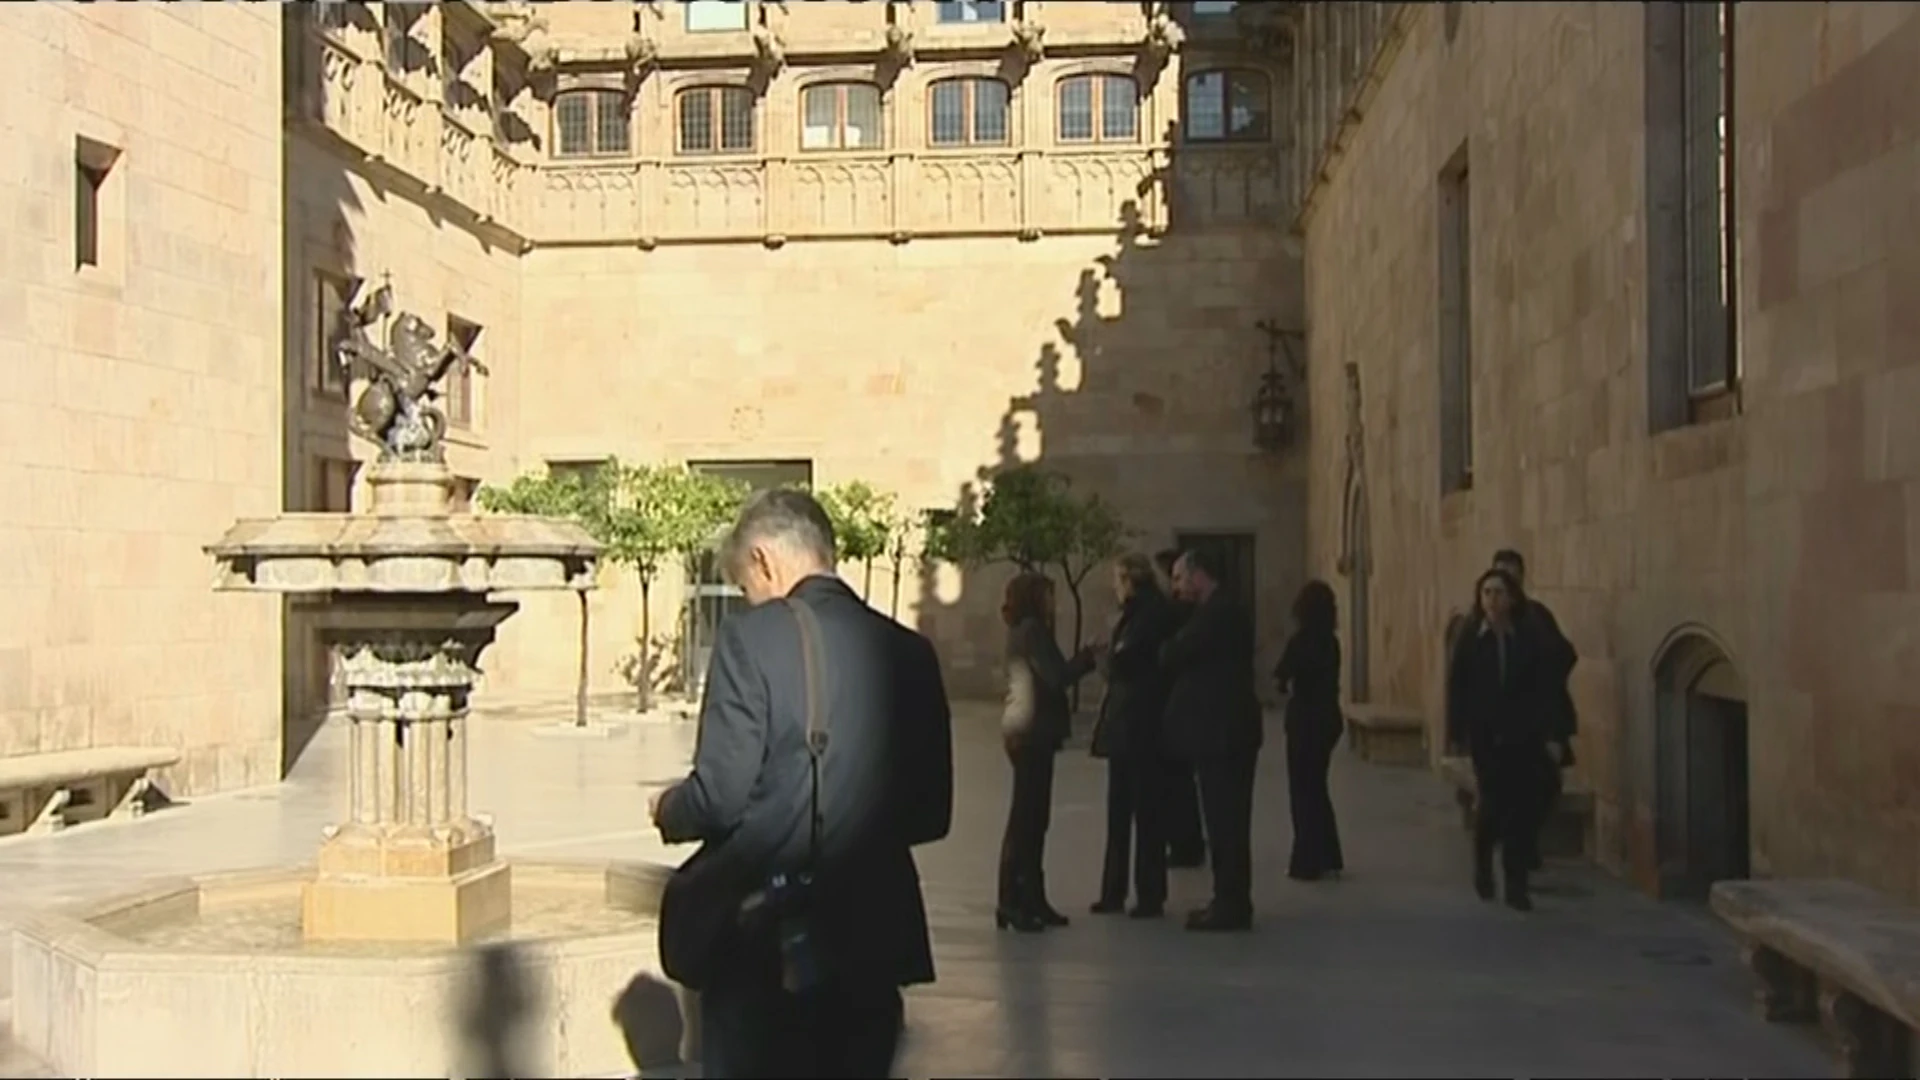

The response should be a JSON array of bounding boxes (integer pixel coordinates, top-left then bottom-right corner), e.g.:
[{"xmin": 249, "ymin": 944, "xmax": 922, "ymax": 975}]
[
  {"xmin": 1712, "ymin": 878, "xmax": 1920, "ymax": 1078},
  {"xmin": 1343, "ymin": 704, "xmax": 1428, "ymax": 768},
  {"xmin": 10, "ymin": 859, "xmax": 688, "ymax": 1078}
]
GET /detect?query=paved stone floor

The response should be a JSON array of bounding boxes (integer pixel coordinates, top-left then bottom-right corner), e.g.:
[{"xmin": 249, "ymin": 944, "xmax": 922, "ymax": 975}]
[{"xmin": 0, "ymin": 702, "xmax": 1829, "ymax": 1078}]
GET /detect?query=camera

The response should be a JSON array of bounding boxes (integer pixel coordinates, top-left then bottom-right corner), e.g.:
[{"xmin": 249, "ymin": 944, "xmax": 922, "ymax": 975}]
[{"xmin": 739, "ymin": 872, "xmax": 825, "ymax": 995}]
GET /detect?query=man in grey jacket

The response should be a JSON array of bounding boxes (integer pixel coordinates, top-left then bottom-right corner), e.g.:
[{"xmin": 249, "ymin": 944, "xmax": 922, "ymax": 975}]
[{"xmin": 651, "ymin": 489, "xmax": 953, "ymax": 1078}]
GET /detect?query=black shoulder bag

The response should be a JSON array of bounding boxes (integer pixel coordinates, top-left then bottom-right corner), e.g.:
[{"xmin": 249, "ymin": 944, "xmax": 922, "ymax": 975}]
[{"xmin": 657, "ymin": 598, "xmax": 828, "ymax": 992}]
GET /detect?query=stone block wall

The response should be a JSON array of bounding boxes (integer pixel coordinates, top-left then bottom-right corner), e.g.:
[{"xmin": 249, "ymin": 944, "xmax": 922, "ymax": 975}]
[
  {"xmin": 1299, "ymin": 2, "xmax": 1920, "ymax": 903},
  {"xmin": 0, "ymin": 4, "xmax": 286, "ymax": 795},
  {"xmin": 511, "ymin": 228, "xmax": 1306, "ymax": 700}
]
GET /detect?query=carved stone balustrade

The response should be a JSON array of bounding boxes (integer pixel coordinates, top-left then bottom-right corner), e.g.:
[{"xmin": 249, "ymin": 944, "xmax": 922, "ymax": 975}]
[
  {"xmin": 301, "ymin": 31, "xmax": 533, "ymax": 245},
  {"xmin": 296, "ymin": 18, "xmax": 1288, "ymax": 253}
]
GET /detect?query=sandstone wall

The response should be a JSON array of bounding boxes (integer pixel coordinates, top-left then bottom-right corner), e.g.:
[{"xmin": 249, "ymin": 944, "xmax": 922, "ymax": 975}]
[
  {"xmin": 1301, "ymin": 2, "xmax": 1920, "ymax": 901},
  {"xmin": 0, "ymin": 4, "xmax": 286, "ymax": 795}
]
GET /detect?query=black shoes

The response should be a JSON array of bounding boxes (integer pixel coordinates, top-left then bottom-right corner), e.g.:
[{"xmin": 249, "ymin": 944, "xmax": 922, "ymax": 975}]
[
  {"xmin": 1474, "ymin": 862, "xmax": 1532, "ymax": 911},
  {"xmin": 1185, "ymin": 905, "xmax": 1252, "ymax": 932},
  {"xmin": 995, "ymin": 907, "xmax": 1046, "ymax": 933},
  {"xmin": 997, "ymin": 899, "xmax": 1069, "ymax": 931},
  {"xmin": 1090, "ymin": 898, "xmax": 1126, "ymax": 915},
  {"xmin": 1289, "ymin": 867, "xmax": 1343, "ymax": 882}
]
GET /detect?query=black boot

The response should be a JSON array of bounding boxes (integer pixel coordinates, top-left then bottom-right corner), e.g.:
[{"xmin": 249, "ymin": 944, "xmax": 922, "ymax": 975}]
[
  {"xmin": 1033, "ymin": 899, "xmax": 1070, "ymax": 927},
  {"xmin": 1474, "ymin": 858, "xmax": 1496, "ymax": 902},
  {"xmin": 995, "ymin": 907, "xmax": 1046, "ymax": 932}
]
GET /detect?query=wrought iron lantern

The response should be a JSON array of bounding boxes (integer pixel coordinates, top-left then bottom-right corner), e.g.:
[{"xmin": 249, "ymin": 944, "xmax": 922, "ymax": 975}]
[{"xmin": 1252, "ymin": 318, "xmax": 1305, "ymax": 452}]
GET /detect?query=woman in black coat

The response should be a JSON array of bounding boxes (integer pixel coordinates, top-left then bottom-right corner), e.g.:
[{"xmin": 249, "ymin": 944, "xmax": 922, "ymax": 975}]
[
  {"xmin": 1089, "ymin": 554, "xmax": 1176, "ymax": 918},
  {"xmin": 999, "ymin": 571, "xmax": 1096, "ymax": 933},
  {"xmin": 1445, "ymin": 567, "xmax": 1574, "ymax": 911},
  {"xmin": 1275, "ymin": 580, "xmax": 1345, "ymax": 882}
]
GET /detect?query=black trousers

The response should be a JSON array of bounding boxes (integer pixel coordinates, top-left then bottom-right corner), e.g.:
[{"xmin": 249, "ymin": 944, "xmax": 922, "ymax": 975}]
[
  {"xmin": 702, "ymin": 969, "xmax": 903, "ymax": 1079},
  {"xmin": 1099, "ymin": 751, "xmax": 1168, "ymax": 908},
  {"xmin": 1473, "ymin": 744, "xmax": 1552, "ymax": 896},
  {"xmin": 1284, "ymin": 725, "xmax": 1344, "ymax": 878},
  {"xmin": 998, "ymin": 744, "xmax": 1058, "ymax": 911},
  {"xmin": 1195, "ymin": 752, "xmax": 1259, "ymax": 916},
  {"xmin": 1163, "ymin": 758, "xmax": 1206, "ymax": 860}
]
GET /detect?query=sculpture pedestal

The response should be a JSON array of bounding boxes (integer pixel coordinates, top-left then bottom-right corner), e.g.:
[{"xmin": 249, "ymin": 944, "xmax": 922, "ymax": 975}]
[
  {"xmin": 304, "ymin": 854, "xmax": 511, "ymax": 945},
  {"xmin": 295, "ymin": 580, "xmax": 520, "ymax": 944}
]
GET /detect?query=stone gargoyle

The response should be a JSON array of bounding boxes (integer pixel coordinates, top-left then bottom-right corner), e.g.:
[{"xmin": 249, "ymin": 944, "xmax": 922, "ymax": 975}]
[
  {"xmin": 334, "ymin": 284, "xmax": 488, "ymax": 461},
  {"xmin": 750, "ymin": 25, "xmax": 788, "ymax": 78},
  {"xmin": 1144, "ymin": 12, "xmax": 1185, "ymax": 60},
  {"xmin": 1010, "ymin": 19, "xmax": 1046, "ymax": 64},
  {"xmin": 883, "ymin": 23, "xmax": 916, "ymax": 67}
]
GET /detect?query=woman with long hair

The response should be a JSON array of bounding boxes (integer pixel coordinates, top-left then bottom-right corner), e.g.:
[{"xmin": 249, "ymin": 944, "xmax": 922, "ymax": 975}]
[
  {"xmin": 1445, "ymin": 567, "xmax": 1568, "ymax": 911},
  {"xmin": 1275, "ymin": 580, "xmax": 1345, "ymax": 881},
  {"xmin": 998, "ymin": 571, "xmax": 1096, "ymax": 932},
  {"xmin": 1089, "ymin": 553, "xmax": 1176, "ymax": 918}
]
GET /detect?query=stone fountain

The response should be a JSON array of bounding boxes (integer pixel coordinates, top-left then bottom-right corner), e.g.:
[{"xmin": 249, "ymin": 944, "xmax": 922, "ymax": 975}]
[{"xmin": 8, "ymin": 284, "xmax": 689, "ymax": 1078}]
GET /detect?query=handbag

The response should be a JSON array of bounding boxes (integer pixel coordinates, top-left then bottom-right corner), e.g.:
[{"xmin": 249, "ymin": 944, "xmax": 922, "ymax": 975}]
[
  {"xmin": 658, "ymin": 597, "xmax": 827, "ymax": 991},
  {"xmin": 1002, "ymin": 656, "xmax": 1037, "ymax": 736}
]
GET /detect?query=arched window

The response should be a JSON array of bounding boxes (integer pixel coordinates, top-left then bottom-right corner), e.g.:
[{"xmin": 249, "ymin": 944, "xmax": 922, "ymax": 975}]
[
  {"xmin": 1056, "ymin": 73, "xmax": 1138, "ymax": 143},
  {"xmin": 676, "ymin": 85, "xmax": 756, "ymax": 155},
  {"xmin": 801, "ymin": 82, "xmax": 884, "ymax": 151},
  {"xmin": 552, "ymin": 88, "xmax": 631, "ymax": 158},
  {"xmin": 1182, "ymin": 69, "xmax": 1270, "ymax": 143},
  {"xmin": 928, "ymin": 77, "xmax": 1010, "ymax": 147}
]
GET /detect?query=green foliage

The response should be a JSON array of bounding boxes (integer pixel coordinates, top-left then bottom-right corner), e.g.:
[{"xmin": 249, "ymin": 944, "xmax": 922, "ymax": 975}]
[
  {"xmin": 928, "ymin": 465, "xmax": 1134, "ymax": 664},
  {"xmin": 1056, "ymin": 491, "xmax": 1128, "ymax": 590},
  {"xmin": 602, "ymin": 463, "xmax": 752, "ymax": 585},
  {"xmin": 931, "ymin": 465, "xmax": 1127, "ymax": 578},
  {"xmin": 475, "ymin": 466, "xmax": 612, "ymax": 536},
  {"xmin": 816, "ymin": 480, "xmax": 898, "ymax": 565}
]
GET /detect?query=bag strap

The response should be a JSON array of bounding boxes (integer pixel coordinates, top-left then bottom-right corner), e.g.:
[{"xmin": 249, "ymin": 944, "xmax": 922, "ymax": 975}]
[{"xmin": 784, "ymin": 597, "xmax": 828, "ymax": 869}]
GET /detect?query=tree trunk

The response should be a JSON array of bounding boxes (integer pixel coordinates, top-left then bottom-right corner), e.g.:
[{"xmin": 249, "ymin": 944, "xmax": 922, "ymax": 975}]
[
  {"xmin": 862, "ymin": 560, "xmax": 874, "ymax": 604},
  {"xmin": 889, "ymin": 560, "xmax": 903, "ymax": 619},
  {"xmin": 574, "ymin": 589, "xmax": 590, "ymax": 728},
  {"xmin": 636, "ymin": 576, "xmax": 653, "ymax": 714}
]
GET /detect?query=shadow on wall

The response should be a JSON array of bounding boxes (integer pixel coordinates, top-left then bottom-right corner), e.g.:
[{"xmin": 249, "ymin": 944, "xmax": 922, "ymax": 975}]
[
  {"xmin": 613, "ymin": 971, "xmax": 700, "ymax": 1078},
  {"xmin": 913, "ymin": 115, "xmax": 1300, "ymax": 700},
  {"xmin": 447, "ymin": 945, "xmax": 699, "ymax": 1078},
  {"xmin": 456, "ymin": 943, "xmax": 540, "ymax": 1079},
  {"xmin": 279, "ymin": 2, "xmax": 366, "ymax": 776}
]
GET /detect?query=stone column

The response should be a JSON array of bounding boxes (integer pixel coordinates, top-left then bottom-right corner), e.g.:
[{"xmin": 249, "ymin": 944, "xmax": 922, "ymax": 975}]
[{"xmin": 300, "ymin": 461, "xmax": 518, "ymax": 945}]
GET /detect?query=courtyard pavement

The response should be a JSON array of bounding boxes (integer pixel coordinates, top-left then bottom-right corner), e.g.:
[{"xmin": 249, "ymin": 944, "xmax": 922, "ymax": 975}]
[{"xmin": 0, "ymin": 701, "xmax": 1829, "ymax": 1078}]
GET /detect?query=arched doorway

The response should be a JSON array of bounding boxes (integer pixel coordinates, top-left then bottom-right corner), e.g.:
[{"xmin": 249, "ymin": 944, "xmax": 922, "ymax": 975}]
[{"xmin": 1652, "ymin": 627, "xmax": 1750, "ymax": 900}]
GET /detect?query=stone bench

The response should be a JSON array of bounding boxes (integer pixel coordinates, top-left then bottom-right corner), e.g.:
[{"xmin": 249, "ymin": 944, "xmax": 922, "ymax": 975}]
[
  {"xmin": 1343, "ymin": 704, "xmax": 1428, "ymax": 767},
  {"xmin": 1712, "ymin": 879, "xmax": 1920, "ymax": 1079},
  {"xmin": 0, "ymin": 746, "xmax": 181, "ymax": 838},
  {"xmin": 1436, "ymin": 755, "xmax": 1594, "ymax": 859}
]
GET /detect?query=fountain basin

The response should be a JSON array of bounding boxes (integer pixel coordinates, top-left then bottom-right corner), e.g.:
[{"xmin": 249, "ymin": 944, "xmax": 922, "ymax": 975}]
[{"xmin": 9, "ymin": 859, "xmax": 691, "ymax": 1078}]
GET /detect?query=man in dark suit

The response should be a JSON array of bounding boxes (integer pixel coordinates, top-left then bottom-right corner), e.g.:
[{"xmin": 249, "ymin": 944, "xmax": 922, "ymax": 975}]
[
  {"xmin": 652, "ymin": 488, "xmax": 954, "ymax": 1078},
  {"xmin": 1161, "ymin": 547, "xmax": 1263, "ymax": 932},
  {"xmin": 1153, "ymin": 548, "xmax": 1207, "ymax": 869}
]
